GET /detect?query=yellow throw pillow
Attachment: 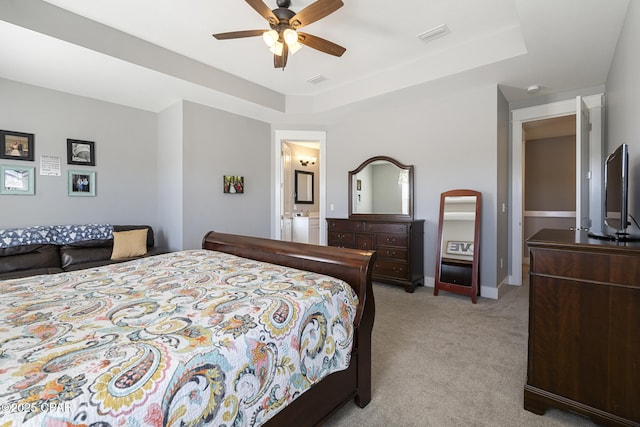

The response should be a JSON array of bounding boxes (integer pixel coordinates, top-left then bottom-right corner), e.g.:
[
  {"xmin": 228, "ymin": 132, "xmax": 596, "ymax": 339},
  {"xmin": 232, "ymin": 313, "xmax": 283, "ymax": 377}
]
[{"xmin": 110, "ymin": 229, "xmax": 148, "ymax": 260}]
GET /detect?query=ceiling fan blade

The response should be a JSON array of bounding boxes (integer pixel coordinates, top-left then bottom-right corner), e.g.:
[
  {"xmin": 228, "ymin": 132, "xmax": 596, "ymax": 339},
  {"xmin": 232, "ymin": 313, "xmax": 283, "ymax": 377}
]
[
  {"xmin": 298, "ymin": 32, "xmax": 346, "ymax": 57},
  {"xmin": 274, "ymin": 43, "xmax": 289, "ymax": 69},
  {"xmin": 289, "ymin": 0, "xmax": 343, "ymax": 29},
  {"xmin": 245, "ymin": 0, "xmax": 279, "ymax": 25},
  {"xmin": 212, "ymin": 30, "xmax": 266, "ymax": 40}
]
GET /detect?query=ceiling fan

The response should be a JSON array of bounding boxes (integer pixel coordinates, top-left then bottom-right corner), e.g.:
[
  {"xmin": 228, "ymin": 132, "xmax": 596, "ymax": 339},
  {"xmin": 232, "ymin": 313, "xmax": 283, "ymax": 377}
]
[{"xmin": 213, "ymin": 0, "xmax": 346, "ymax": 70}]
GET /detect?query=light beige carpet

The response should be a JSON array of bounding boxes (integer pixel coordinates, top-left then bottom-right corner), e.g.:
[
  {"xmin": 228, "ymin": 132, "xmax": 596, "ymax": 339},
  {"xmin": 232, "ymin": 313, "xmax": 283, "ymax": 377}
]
[{"xmin": 323, "ymin": 280, "xmax": 600, "ymax": 427}]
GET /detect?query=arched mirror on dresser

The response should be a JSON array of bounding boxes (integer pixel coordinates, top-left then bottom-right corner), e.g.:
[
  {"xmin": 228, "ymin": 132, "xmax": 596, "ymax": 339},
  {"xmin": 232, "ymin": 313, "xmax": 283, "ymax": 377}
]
[
  {"xmin": 327, "ymin": 156, "xmax": 425, "ymax": 292},
  {"xmin": 434, "ymin": 189, "xmax": 481, "ymax": 303},
  {"xmin": 348, "ymin": 156, "xmax": 413, "ymax": 220}
]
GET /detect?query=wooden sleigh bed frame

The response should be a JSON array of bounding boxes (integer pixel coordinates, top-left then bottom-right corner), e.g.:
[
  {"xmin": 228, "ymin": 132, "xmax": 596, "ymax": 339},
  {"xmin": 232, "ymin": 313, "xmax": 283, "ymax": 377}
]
[{"xmin": 202, "ymin": 231, "xmax": 376, "ymax": 426}]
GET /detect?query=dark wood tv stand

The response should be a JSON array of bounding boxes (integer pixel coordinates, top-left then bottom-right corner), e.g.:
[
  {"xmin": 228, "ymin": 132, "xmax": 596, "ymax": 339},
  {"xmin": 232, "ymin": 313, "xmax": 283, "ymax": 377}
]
[{"xmin": 525, "ymin": 229, "xmax": 640, "ymax": 426}]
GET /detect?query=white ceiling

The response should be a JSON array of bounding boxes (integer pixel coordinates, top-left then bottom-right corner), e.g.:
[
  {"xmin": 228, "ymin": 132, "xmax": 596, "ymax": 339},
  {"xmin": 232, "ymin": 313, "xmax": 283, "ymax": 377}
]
[{"xmin": 0, "ymin": 0, "xmax": 630, "ymax": 122}]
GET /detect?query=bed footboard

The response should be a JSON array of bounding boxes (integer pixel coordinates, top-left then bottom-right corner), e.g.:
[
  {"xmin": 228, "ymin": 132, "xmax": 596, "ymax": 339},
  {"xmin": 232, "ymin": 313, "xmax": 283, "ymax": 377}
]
[{"xmin": 202, "ymin": 231, "xmax": 376, "ymax": 425}]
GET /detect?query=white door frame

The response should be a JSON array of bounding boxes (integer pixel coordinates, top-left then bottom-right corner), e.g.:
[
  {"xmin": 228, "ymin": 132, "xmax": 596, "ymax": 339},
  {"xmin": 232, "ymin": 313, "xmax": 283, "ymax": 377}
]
[
  {"xmin": 273, "ymin": 130, "xmax": 326, "ymax": 243},
  {"xmin": 510, "ymin": 95, "xmax": 603, "ymax": 285}
]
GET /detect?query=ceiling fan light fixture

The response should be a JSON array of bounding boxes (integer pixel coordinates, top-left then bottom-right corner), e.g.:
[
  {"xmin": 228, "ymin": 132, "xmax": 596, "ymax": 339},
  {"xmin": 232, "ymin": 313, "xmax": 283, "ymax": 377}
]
[
  {"xmin": 270, "ymin": 41, "xmax": 284, "ymax": 56},
  {"xmin": 283, "ymin": 28, "xmax": 298, "ymax": 45},
  {"xmin": 213, "ymin": 0, "xmax": 347, "ymax": 69},
  {"xmin": 262, "ymin": 29, "xmax": 279, "ymax": 47},
  {"xmin": 288, "ymin": 41, "xmax": 302, "ymax": 55}
]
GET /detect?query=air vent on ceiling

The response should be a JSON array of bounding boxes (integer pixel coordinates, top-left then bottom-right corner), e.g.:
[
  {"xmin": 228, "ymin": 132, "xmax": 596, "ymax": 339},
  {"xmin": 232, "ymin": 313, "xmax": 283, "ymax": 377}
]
[
  {"xmin": 306, "ymin": 75, "xmax": 327, "ymax": 85},
  {"xmin": 417, "ymin": 24, "xmax": 450, "ymax": 43}
]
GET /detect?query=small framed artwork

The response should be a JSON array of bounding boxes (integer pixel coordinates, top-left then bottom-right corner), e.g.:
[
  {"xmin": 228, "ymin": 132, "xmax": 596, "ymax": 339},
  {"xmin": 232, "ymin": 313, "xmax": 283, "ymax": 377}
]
[
  {"xmin": 223, "ymin": 175, "xmax": 244, "ymax": 194},
  {"xmin": 446, "ymin": 241, "xmax": 474, "ymax": 256},
  {"xmin": 67, "ymin": 139, "xmax": 95, "ymax": 166},
  {"xmin": 68, "ymin": 170, "xmax": 96, "ymax": 197},
  {"xmin": 0, "ymin": 130, "xmax": 35, "ymax": 161},
  {"xmin": 0, "ymin": 165, "xmax": 35, "ymax": 195},
  {"xmin": 356, "ymin": 179, "xmax": 362, "ymax": 191}
]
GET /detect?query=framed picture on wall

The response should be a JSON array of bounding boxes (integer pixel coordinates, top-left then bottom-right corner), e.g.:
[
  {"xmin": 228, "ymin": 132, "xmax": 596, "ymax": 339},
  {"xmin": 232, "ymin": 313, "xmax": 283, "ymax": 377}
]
[
  {"xmin": 223, "ymin": 175, "xmax": 244, "ymax": 194},
  {"xmin": 0, "ymin": 164, "xmax": 35, "ymax": 195},
  {"xmin": 0, "ymin": 130, "xmax": 34, "ymax": 161},
  {"xmin": 68, "ymin": 170, "xmax": 96, "ymax": 197},
  {"xmin": 67, "ymin": 139, "xmax": 95, "ymax": 166}
]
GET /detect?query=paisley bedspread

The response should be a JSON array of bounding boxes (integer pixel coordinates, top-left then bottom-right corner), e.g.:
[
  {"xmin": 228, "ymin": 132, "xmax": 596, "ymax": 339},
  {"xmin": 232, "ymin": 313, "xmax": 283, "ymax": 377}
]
[{"xmin": 0, "ymin": 249, "xmax": 358, "ymax": 426}]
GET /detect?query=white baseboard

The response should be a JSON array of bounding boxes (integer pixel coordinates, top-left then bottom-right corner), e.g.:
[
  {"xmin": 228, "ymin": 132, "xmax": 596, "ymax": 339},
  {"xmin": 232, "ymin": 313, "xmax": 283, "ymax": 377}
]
[{"xmin": 480, "ymin": 285, "xmax": 499, "ymax": 300}]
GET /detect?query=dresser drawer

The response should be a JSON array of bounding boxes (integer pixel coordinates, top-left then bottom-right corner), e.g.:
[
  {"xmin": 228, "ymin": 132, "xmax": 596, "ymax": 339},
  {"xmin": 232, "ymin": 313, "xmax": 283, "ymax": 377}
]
[
  {"xmin": 532, "ymin": 248, "xmax": 640, "ymax": 288},
  {"xmin": 328, "ymin": 231, "xmax": 355, "ymax": 247},
  {"xmin": 376, "ymin": 245, "xmax": 407, "ymax": 261},
  {"xmin": 327, "ymin": 220, "xmax": 365, "ymax": 232},
  {"xmin": 373, "ymin": 260, "xmax": 408, "ymax": 279},
  {"xmin": 356, "ymin": 234, "xmax": 374, "ymax": 250},
  {"xmin": 365, "ymin": 222, "xmax": 408, "ymax": 234},
  {"xmin": 377, "ymin": 233, "xmax": 407, "ymax": 247}
]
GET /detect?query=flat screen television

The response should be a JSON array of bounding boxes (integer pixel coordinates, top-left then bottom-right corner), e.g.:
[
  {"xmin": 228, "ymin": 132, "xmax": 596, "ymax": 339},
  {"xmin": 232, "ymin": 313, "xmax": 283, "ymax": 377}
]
[{"xmin": 604, "ymin": 143, "xmax": 629, "ymax": 239}]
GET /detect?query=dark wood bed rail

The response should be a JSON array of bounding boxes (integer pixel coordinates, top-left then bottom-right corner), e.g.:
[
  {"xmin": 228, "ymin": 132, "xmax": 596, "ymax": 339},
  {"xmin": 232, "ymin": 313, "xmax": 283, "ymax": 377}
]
[{"xmin": 202, "ymin": 231, "xmax": 376, "ymax": 426}]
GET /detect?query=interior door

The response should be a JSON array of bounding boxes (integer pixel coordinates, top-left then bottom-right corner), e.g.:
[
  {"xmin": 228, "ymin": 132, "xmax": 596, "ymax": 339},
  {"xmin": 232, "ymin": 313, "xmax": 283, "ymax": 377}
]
[{"xmin": 576, "ymin": 96, "xmax": 591, "ymax": 230}]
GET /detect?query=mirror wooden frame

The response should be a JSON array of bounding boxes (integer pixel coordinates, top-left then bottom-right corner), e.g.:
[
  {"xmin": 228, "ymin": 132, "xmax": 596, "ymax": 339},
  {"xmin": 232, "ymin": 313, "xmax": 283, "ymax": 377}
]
[
  {"xmin": 294, "ymin": 170, "xmax": 314, "ymax": 204},
  {"xmin": 348, "ymin": 156, "xmax": 414, "ymax": 220},
  {"xmin": 434, "ymin": 189, "xmax": 482, "ymax": 303}
]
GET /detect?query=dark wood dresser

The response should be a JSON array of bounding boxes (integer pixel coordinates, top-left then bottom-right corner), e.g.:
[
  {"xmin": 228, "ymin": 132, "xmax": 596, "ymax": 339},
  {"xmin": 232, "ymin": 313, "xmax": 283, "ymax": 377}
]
[
  {"xmin": 327, "ymin": 218, "xmax": 424, "ymax": 292},
  {"xmin": 525, "ymin": 229, "xmax": 640, "ymax": 426}
]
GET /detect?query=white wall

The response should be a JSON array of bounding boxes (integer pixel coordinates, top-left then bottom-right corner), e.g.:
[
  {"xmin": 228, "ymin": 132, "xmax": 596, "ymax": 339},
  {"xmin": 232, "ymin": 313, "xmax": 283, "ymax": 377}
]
[
  {"xmin": 606, "ymin": 0, "xmax": 640, "ymax": 236},
  {"xmin": 0, "ymin": 78, "xmax": 157, "ymax": 229},
  {"xmin": 324, "ymin": 83, "xmax": 500, "ymax": 289}
]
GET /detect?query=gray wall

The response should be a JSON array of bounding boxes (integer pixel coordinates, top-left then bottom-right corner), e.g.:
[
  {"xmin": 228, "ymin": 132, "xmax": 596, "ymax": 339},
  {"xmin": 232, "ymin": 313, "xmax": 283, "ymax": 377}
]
[
  {"xmin": 496, "ymin": 89, "xmax": 509, "ymax": 289},
  {"xmin": 0, "ymin": 78, "xmax": 157, "ymax": 229},
  {"xmin": 181, "ymin": 101, "xmax": 271, "ymax": 249},
  {"xmin": 157, "ymin": 101, "xmax": 184, "ymax": 250},
  {"xmin": 323, "ymin": 83, "xmax": 500, "ymax": 289},
  {"xmin": 606, "ymin": 0, "xmax": 640, "ymax": 237}
]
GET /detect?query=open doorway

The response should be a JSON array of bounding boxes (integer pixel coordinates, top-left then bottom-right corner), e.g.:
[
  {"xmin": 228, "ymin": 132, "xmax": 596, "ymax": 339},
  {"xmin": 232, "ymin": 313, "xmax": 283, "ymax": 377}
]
[
  {"xmin": 273, "ymin": 130, "xmax": 326, "ymax": 244},
  {"xmin": 510, "ymin": 95, "xmax": 604, "ymax": 286},
  {"xmin": 281, "ymin": 140, "xmax": 320, "ymax": 243},
  {"xmin": 522, "ymin": 115, "xmax": 576, "ymax": 263}
]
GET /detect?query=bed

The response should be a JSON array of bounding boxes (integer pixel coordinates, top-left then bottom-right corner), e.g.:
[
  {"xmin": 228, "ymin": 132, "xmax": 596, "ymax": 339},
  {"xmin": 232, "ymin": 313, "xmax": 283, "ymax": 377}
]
[{"xmin": 0, "ymin": 231, "xmax": 375, "ymax": 426}]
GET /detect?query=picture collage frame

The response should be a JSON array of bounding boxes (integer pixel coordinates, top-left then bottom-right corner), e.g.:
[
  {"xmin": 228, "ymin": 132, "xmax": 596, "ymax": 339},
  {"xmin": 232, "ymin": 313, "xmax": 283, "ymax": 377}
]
[{"xmin": 0, "ymin": 129, "xmax": 97, "ymax": 197}]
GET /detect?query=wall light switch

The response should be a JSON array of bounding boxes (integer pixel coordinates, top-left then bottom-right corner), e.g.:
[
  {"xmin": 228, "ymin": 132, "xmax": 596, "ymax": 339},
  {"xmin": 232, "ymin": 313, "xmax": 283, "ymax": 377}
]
[{"xmin": 330, "ymin": 204, "xmax": 334, "ymax": 211}]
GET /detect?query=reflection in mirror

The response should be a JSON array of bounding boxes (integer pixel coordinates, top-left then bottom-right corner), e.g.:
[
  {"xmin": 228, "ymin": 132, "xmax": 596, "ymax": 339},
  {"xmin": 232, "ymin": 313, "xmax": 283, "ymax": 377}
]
[
  {"xmin": 434, "ymin": 190, "xmax": 481, "ymax": 303},
  {"xmin": 349, "ymin": 156, "xmax": 413, "ymax": 220},
  {"xmin": 295, "ymin": 170, "xmax": 314, "ymax": 204}
]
